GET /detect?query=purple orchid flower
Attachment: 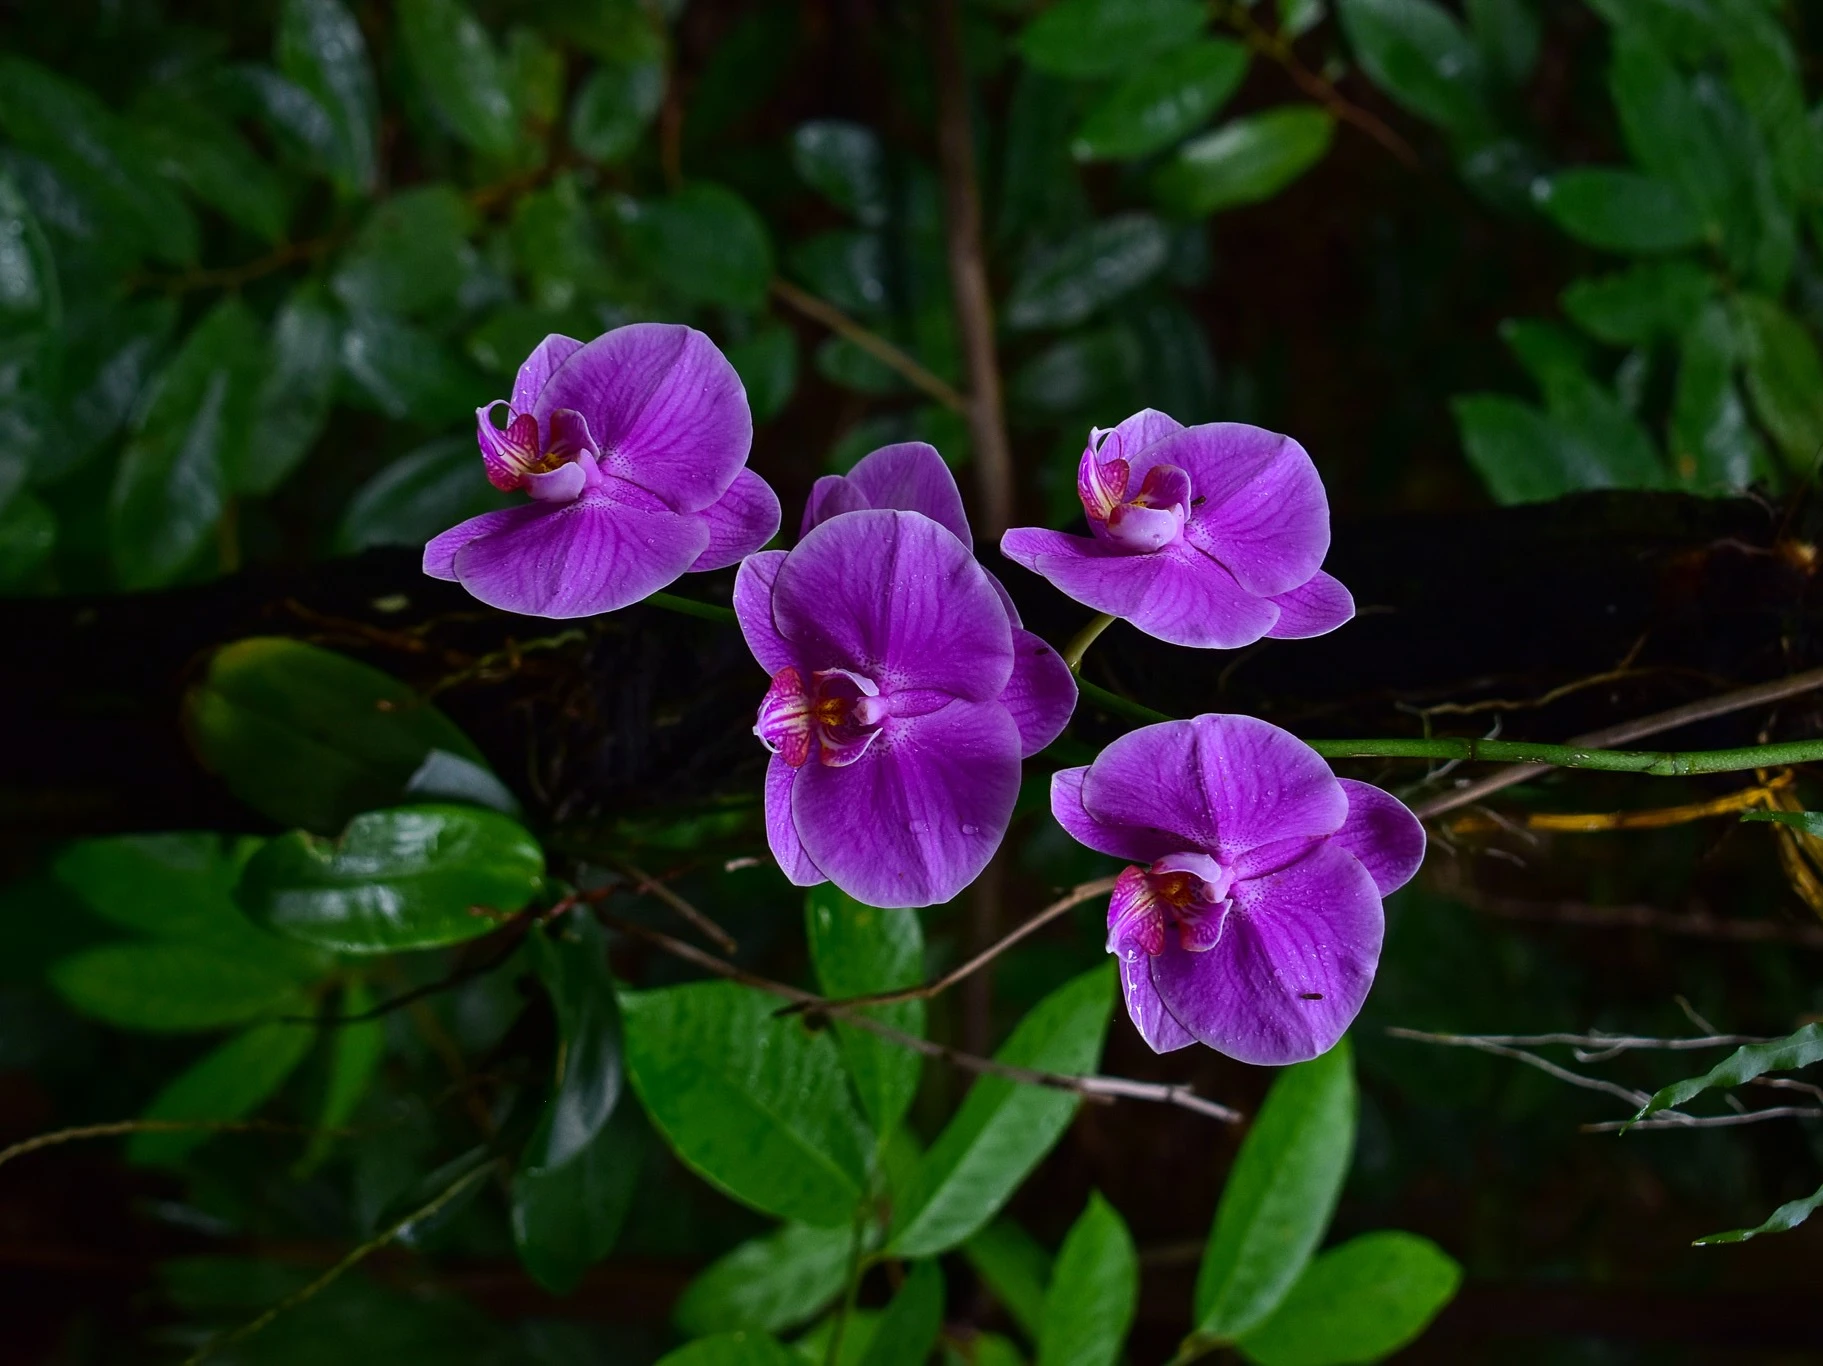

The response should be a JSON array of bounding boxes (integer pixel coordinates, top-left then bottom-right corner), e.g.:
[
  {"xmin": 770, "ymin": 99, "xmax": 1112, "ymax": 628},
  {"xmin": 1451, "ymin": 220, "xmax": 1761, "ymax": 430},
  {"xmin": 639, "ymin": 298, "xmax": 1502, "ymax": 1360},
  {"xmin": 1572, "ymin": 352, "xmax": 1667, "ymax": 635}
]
[
  {"xmin": 735, "ymin": 481, "xmax": 1073, "ymax": 908},
  {"xmin": 799, "ymin": 442, "xmax": 1077, "ymax": 758},
  {"xmin": 1000, "ymin": 410, "xmax": 1354, "ymax": 649},
  {"xmin": 1052, "ymin": 714, "xmax": 1423, "ymax": 1064},
  {"xmin": 424, "ymin": 325, "xmax": 780, "ymax": 618}
]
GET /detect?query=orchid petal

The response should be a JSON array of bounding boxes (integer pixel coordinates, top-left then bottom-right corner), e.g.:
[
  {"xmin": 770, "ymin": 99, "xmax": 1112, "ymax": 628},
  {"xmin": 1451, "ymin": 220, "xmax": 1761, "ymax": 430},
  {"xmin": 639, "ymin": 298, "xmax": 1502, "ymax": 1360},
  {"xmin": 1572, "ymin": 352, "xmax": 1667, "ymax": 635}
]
[
  {"xmin": 803, "ymin": 442, "xmax": 971, "ymax": 546},
  {"xmin": 766, "ymin": 756, "xmax": 826, "ymax": 887},
  {"xmin": 1332, "ymin": 779, "xmax": 1425, "ymax": 896},
  {"xmin": 774, "ymin": 510, "xmax": 1014, "ymax": 702},
  {"xmin": 477, "ymin": 403, "xmax": 540, "ymax": 491},
  {"xmin": 1120, "ymin": 953, "xmax": 1197, "ymax": 1053},
  {"xmin": 425, "ymin": 505, "xmax": 533, "ymax": 581},
  {"xmin": 1265, "ymin": 570, "xmax": 1355, "ymax": 639},
  {"xmin": 449, "ymin": 495, "xmax": 709, "ymax": 618},
  {"xmin": 1049, "ymin": 766, "xmax": 1182, "ymax": 864},
  {"xmin": 534, "ymin": 323, "xmax": 753, "ymax": 514},
  {"xmin": 511, "ymin": 333, "xmax": 584, "ymax": 413},
  {"xmin": 1000, "ymin": 629, "xmax": 1075, "ymax": 757},
  {"xmin": 793, "ymin": 699, "xmax": 1021, "ymax": 908},
  {"xmin": 690, "ymin": 467, "xmax": 782, "ymax": 571},
  {"xmin": 1098, "ymin": 408, "xmax": 1185, "ymax": 463},
  {"xmin": 800, "ymin": 475, "xmax": 872, "ymax": 538},
  {"xmin": 1151, "ymin": 840, "xmax": 1382, "ymax": 1065},
  {"xmin": 526, "ymin": 461, "xmax": 587, "ymax": 503},
  {"xmin": 1079, "ymin": 715, "xmax": 1348, "ymax": 860},
  {"xmin": 733, "ymin": 550, "xmax": 794, "ymax": 676}
]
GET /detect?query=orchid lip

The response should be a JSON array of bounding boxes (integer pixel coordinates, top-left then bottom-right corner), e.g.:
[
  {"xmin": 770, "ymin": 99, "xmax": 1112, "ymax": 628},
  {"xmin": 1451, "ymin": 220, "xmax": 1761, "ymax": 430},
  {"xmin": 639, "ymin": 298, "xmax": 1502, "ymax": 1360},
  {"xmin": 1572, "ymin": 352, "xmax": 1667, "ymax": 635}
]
[
  {"xmin": 1107, "ymin": 853, "xmax": 1236, "ymax": 959},
  {"xmin": 756, "ymin": 665, "xmax": 895, "ymax": 769}
]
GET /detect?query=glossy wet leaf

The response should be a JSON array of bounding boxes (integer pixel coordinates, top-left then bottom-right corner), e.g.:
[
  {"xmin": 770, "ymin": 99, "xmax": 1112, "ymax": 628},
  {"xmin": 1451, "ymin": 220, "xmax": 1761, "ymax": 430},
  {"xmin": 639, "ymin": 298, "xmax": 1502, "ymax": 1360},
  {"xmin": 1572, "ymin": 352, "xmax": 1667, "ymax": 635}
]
[
  {"xmin": 129, "ymin": 1019, "xmax": 316, "ymax": 1166},
  {"xmin": 400, "ymin": 0, "xmax": 518, "ymax": 155},
  {"xmin": 300, "ymin": 981, "xmax": 384, "ymax": 1171},
  {"xmin": 1454, "ymin": 392, "xmax": 1664, "ymax": 504},
  {"xmin": 889, "ymin": 964, "xmax": 1115, "ymax": 1257},
  {"xmin": 50, "ymin": 942, "xmax": 311, "ymax": 1032},
  {"xmin": 1019, "ymin": 0, "xmax": 1208, "ymax": 80},
  {"xmin": 1632, "ymin": 1020, "xmax": 1823, "ymax": 1124},
  {"xmin": 243, "ymin": 281, "xmax": 339, "ymax": 495},
  {"xmin": 1038, "ymin": 1192, "xmax": 1138, "ymax": 1366},
  {"xmin": 513, "ymin": 1106, "xmax": 642, "ymax": 1294},
  {"xmin": 522, "ymin": 909, "xmax": 623, "ymax": 1172},
  {"xmin": 339, "ymin": 311, "xmax": 484, "ymax": 423},
  {"xmin": 1733, "ymin": 294, "xmax": 1823, "ymax": 473},
  {"xmin": 277, "ymin": 0, "xmax": 379, "ymax": 194},
  {"xmin": 1154, "ymin": 109, "xmax": 1335, "ymax": 218},
  {"xmin": 135, "ymin": 90, "xmax": 290, "ymax": 244},
  {"xmin": 621, "ymin": 980, "xmax": 870, "ymax": 1227},
  {"xmin": 1693, "ymin": 1179, "xmax": 1823, "ymax": 1245},
  {"xmin": 619, "ymin": 184, "xmax": 773, "ymax": 312},
  {"xmin": 186, "ymin": 636, "xmax": 492, "ymax": 834},
  {"xmin": 335, "ymin": 434, "xmax": 513, "ymax": 552},
  {"xmin": 856, "ymin": 1259, "xmax": 943, "ymax": 1366},
  {"xmin": 110, "ymin": 298, "xmax": 263, "ymax": 589},
  {"xmin": 1073, "ymin": 40, "xmax": 1250, "ymax": 162},
  {"xmin": 805, "ymin": 883, "xmax": 923, "ymax": 1137},
  {"xmin": 675, "ymin": 1222, "xmax": 854, "ymax": 1337},
  {"xmin": 1195, "ymin": 1039, "xmax": 1356, "ymax": 1338},
  {"xmin": 1537, "ymin": 169, "xmax": 1702, "ymax": 255},
  {"xmin": 332, "ymin": 186, "xmax": 478, "ymax": 319},
  {"xmin": 1234, "ymin": 1231, "xmax": 1463, "ymax": 1366},
  {"xmin": 1466, "ymin": 0, "xmax": 1539, "ymax": 87},
  {"xmin": 655, "ymin": 1334, "xmax": 802, "ymax": 1366},
  {"xmin": 1337, "ymin": 0, "xmax": 1489, "ymax": 136},
  {"xmin": 964, "ymin": 1219, "xmax": 1052, "ymax": 1342},
  {"xmin": 791, "ymin": 121, "xmax": 889, "ymax": 227},
  {"xmin": 1671, "ymin": 301, "xmax": 1765, "ymax": 490},
  {"xmin": 570, "ymin": 57, "xmax": 665, "ymax": 164},
  {"xmin": 0, "ymin": 173, "xmax": 58, "ymax": 334},
  {"xmin": 237, "ymin": 805, "xmax": 542, "ymax": 955},
  {"xmin": 1005, "ymin": 214, "xmax": 1170, "ymax": 332},
  {"xmin": 1560, "ymin": 261, "xmax": 1713, "ymax": 348}
]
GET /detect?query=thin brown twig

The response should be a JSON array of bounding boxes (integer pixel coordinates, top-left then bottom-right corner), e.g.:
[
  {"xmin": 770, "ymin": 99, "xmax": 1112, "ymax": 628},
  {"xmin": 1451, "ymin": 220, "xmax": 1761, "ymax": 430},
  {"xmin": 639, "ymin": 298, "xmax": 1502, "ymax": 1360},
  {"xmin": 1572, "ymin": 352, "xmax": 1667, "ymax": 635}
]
[
  {"xmin": 609, "ymin": 857, "xmax": 739, "ymax": 954},
  {"xmin": 778, "ymin": 876, "xmax": 1119, "ymax": 1016},
  {"xmin": 1386, "ymin": 1027, "xmax": 1660, "ymax": 1111},
  {"xmin": 770, "ymin": 278, "xmax": 968, "ymax": 414},
  {"xmin": 596, "ymin": 907, "xmax": 1242, "ymax": 1124},
  {"xmin": 0, "ymin": 1119, "xmax": 349, "ymax": 1174},
  {"xmin": 1581, "ymin": 1107, "xmax": 1823, "ymax": 1132},
  {"xmin": 1415, "ymin": 665, "xmax": 1823, "ymax": 819},
  {"xmin": 1215, "ymin": 1, "xmax": 1420, "ymax": 169},
  {"xmin": 933, "ymin": 0, "xmax": 1015, "ymax": 536}
]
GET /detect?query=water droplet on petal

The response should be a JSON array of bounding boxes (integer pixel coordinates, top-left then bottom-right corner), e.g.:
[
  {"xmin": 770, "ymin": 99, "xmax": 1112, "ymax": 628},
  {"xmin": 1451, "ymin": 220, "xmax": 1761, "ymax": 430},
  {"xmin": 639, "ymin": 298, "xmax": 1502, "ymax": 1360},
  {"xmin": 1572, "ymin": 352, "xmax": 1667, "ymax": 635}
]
[{"xmin": 960, "ymin": 823, "xmax": 979, "ymax": 836}]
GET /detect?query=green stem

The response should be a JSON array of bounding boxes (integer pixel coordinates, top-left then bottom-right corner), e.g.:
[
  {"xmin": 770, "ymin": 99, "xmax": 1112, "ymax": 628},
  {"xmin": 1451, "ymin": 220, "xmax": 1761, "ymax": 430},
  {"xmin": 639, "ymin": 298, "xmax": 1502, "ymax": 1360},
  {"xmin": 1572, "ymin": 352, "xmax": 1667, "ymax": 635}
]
[
  {"xmin": 1072, "ymin": 680, "xmax": 1823, "ymax": 777},
  {"xmin": 1061, "ymin": 612, "xmax": 1117, "ymax": 673},
  {"xmin": 645, "ymin": 591, "xmax": 739, "ymax": 625}
]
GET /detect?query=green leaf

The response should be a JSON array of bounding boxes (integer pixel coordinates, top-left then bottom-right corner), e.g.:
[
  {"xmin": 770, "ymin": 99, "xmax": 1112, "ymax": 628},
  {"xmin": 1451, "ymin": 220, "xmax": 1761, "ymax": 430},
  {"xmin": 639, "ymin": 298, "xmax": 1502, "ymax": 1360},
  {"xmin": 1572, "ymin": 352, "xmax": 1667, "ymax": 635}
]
[
  {"xmin": 129, "ymin": 1019, "xmax": 316, "ymax": 1166},
  {"xmin": 1535, "ymin": 169, "xmax": 1703, "ymax": 254},
  {"xmin": 805, "ymin": 884, "xmax": 924, "ymax": 1137},
  {"xmin": 1744, "ymin": 809, "xmax": 1823, "ymax": 836},
  {"xmin": 55, "ymin": 833, "xmax": 266, "ymax": 944},
  {"xmin": 1019, "ymin": 0, "xmax": 1208, "ymax": 80},
  {"xmin": 1631, "ymin": 1021, "xmax": 1823, "ymax": 1124},
  {"xmin": 1560, "ymin": 261, "xmax": 1713, "ymax": 348},
  {"xmin": 1038, "ymin": 1193, "xmax": 1138, "ymax": 1366},
  {"xmin": 657, "ymin": 1333, "xmax": 802, "ymax": 1366},
  {"xmin": 0, "ymin": 173, "xmax": 58, "ymax": 335},
  {"xmin": 794, "ymin": 1311, "xmax": 882, "ymax": 1366},
  {"xmin": 789, "ymin": 231, "xmax": 892, "ymax": 319},
  {"xmin": 335, "ymin": 435, "xmax": 513, "ymax": 552},
  {"xmin": 1154, "ymin": 109, "xmax": 1335, "ymax": 218},
  {"xmin": 1073, "ymin": 40, "xmax": 1250, "ymax": 163},
  {"xmin": 50, "ymin": 942, "xmax": 310, "ymax": 1032},
  {"xmin": 60, "ymin": 298, "xmax": 177, "ymax": 469},
  {"xmin": 110, "ymin": 298, "xmax": 263, "ymax": 589},
  {"xmin": 332, "ymin": 186, "xmax": 479, "ymax": 319},
  {"xmin": 1234, "ymin": 1232, "xmax": 1462, "ymax": 1366},
  {"xmin": 621, "ymin": 980, "xmax": 870, "ymax": 1226},
  {"xmin": 135, "ymin": 90, "xmax": 291, "ymax": 244},
  {"xmin": 400, "ymin": 0, "xmax": 518, "ymax": 156},
  {"xmin": 889, "ymin": 964, "xmax": 1115, "ymax": 1257},
  {"xmin": 726, "ymin": 323, "xmax": 799, "ymax": 424},
  {"xmin": 1195, "ymin": 1040, "xmax": 1356, "ymax": 1339},
  {"xmin": 1279, "ymin": 0, "xmax": 1327, "ymax": 40},
  {"xmin": 1466, "ymin": 0, "xmax": 1539, "ymax": 88},
  {"xmin": 857, "ymin": 1260, "xmax": 944, "ymax": 1366},
  {"xmin": 964, "ymin": 1219, "xmax": 1053, "ymax": 1343},
  {"xmin": 0, "ymin": 491, "xmax": 53, "ymax": 588},
  {"xmin": 620, "ymin": 184, "xmax": 774, "ymax": 312},
  {"xmin": 340, "ymin": 313, "xmax": 486, "ymax": 422},
  {"xmin": 1671, "ymin": 300, "xmax": 1766, "ymax": 490},
  {"xmin": 237, "ymin": 805, "xmax": 544, "ymax": 955},
  {"xmin": 523, "ymin": 909, "xmax": 623, "ymax": 1172},
  {"xmin": 1453, "ymin": 390, "xmax": 1664, "ymax": 504},
  {"xmin": 1734, "ymin": 294, "xmax": 1823, "ymax": 473},
  {"xmin": 1693, "ymin": 1179, "xmax": 1823, "ymax": 1245},
  {"xmin": 791, "ymin": 122, "xmax": 890, "ymax": 228},
  {"xmin": 1336, "ymin": 0, "xmax": 1490, "ymax": 136},
  {"xmin": 675, "ymin": 1222, "xmax": 854, "ymax": 1338},
  {"xmin": 569, "ymin": 58, "xmax": 665, "ymax": 164},
  {"xmin": 1005, "ymin": 214, "xmax": 1170, "ymax": 332},
  {"xmin": 185, "ymin": 636, "xmax": 491, "ymax": 834},
  {"xmin": 300, "ymin": 982, "xmax": 385, "ymax": 1171},
  {"xmin": 512, "ymin": 1105, "xmax": 642, "ymax": 1294},
  {"xmin": 278, "ymin": 0, "xmax": 380, "ymax": 195},
  {"xmin": 243, "ymin": 281, "xmax": 340, "ymax": 496},
  {"xmin": 0, "ymin": 55, "xmax": 198, "ymax": 266}
]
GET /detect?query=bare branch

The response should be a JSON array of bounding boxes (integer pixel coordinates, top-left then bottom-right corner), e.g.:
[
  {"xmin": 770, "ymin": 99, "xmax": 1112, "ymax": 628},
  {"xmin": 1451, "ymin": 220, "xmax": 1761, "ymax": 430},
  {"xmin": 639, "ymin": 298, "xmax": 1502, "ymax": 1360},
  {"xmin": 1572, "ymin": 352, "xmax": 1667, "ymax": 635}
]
[
  {"xmin": 1582, "ymin": 1107, "xmax": 1823, "ymax": 1133},
  {"xmin": 610, "ymin": 857, "xmax": 739, "ymax": 955},
  {"xmin": 1385, "ymin": 1027, "xmax": 1657, "ymax": 1110},
  {"xmin": 770, "ymin": 278, "xmax": 968, "ymax": 414}
]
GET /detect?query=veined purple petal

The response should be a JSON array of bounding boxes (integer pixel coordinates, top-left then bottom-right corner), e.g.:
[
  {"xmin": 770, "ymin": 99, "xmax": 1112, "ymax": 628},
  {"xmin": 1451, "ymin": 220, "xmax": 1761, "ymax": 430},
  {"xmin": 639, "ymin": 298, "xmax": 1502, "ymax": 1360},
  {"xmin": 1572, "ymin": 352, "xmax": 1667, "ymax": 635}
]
[
  {"xmin": 526, "ymin": 461, "xmax": 587, "ymax": 503},
  {"xmin": 425, "ymin": 505, "xmax": 534, "ymax": 581},
  {"xmin": 478, "ymin": 403, "xmax": 542, "ymax": 490},
  {"xmin": 1119, "ymin": 954, "xmax": 1197, "ymax": 1053},
  {"xmin": 1107, "ymin": 865, "xmax": 1168, "ymax": 958},
  {"xmin": 545, "ymin": 408, "xmax": 599, "ymax": 462},
  {"xmin": 793, "ymin": 699, "xmax": 1022, "ymax": 908},
  {"xmin": 1000, "ymin": 629, "xmax": 1075, "ymax": 757},
  {"xmin": 1080, "ymin": 715, "xmax": 1348, "ymax": 860},
  {"xmin": 1152, "ymin": 424, "xmax": 1327, "ymax": 599},
  {"xmin": 1151, "ymin": 840, "xmax": 1382, "ymax": 1065},
  {"xmin": 690, "ymin": 467, "xmax": 782, "ymax": 572},
  {"xmin": 1000, "ymin": 529, "xmax": 1278, "ymax": 650},
  {"xmin": 774, "ymin": 510, "xmax": 1014, "ymax": 702},
  {"xmin": 733, "ymin": 550, "xmax": 793, "ymax": 675},
  {"xmin": 766, "ymin": 756, "xmax": 826, "ymax": 887},
  {"xmin": 1097, "ymin": 408, "xmax": 1184, "ymax": 464},
  {"xmin": 511, "ymin": 334, "xmax": 584, "ymax": 413},
  {"xmin": 449, "ymin": 494, "xmax": 710, "ymax": 618},
  {"xmin": 534, "ymin": 323, "xmax": 752, "ymax": 515},
  {"xmin": 803, "ymin": 442, "xmax": 971, "ymax": 545},
  {"xmin": 1266, "ymin": 570, "xmax": 1354, "ymax": 640},
  {"xmin": 1049, "ymin": 766, "xmax": 1182, "ymax": 864},
  {"xmin": 1332, "ymin": 779, "xmax": 1425, "ymax": 896}
]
